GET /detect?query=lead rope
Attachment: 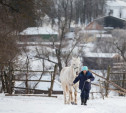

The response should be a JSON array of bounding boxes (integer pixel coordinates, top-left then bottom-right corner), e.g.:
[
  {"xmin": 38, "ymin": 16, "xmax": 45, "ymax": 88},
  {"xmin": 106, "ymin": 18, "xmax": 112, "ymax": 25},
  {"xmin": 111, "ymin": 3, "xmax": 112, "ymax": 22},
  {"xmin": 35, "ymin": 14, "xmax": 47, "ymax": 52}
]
[
  {"xmin": 81, "ymin": 81, "xmax": 86, "ymax": 93},
  {"xmin": 72, "ymin": 81, "xmax": 86, "ymax": 93}
]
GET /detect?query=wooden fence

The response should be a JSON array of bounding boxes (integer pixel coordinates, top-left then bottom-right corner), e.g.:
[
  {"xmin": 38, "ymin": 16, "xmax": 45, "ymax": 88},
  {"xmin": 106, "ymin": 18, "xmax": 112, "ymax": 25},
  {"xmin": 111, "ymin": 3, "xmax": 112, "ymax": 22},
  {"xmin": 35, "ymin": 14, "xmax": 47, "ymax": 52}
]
[
  {"xmin": 1, "ymin": 63, "xmax": 126, "ymax": 98},
  {"xmin": 0, "ymin": 64, "xmax": 58, "ymax": 97},
  {"xmin": 89, "ymin": 66, "xmax": 126, "ymax": 98}
]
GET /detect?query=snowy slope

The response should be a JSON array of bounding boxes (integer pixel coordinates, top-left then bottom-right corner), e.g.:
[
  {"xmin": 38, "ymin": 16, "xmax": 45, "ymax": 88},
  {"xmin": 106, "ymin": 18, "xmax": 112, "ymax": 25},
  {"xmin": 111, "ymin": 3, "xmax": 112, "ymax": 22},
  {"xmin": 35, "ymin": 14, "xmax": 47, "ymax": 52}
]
[{"xmin": 0, "ymin": 94, "xmax": 126, "ymax": 113}]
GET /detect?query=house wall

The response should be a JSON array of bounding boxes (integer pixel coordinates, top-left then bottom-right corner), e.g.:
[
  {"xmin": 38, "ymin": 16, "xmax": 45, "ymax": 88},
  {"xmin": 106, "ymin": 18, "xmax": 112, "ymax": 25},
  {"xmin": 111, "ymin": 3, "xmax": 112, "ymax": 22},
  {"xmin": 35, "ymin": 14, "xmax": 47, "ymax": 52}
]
[
  {"xmin": 19, "ymin": 34, "xmax": 57, "ymax": 42},
  {"xmin": 106, "ymin": 6, "xmax": 126, "ymax": 19}
]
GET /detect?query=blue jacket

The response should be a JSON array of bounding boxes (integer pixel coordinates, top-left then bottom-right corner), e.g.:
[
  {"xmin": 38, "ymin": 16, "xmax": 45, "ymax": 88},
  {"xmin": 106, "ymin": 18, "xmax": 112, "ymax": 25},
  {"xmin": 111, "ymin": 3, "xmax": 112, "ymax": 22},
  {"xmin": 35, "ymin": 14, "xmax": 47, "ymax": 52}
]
[{"xmin": 73, "ymin": 71, "xmax": 95, "ymax": 91}]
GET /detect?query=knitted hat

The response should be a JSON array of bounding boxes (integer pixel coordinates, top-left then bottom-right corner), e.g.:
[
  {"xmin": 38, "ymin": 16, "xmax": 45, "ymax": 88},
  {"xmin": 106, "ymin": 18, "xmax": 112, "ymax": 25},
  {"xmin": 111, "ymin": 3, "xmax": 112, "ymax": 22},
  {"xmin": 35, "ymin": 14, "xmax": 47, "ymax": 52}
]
[{"xmin": 82, "ymin": 66, "xmax": 88, "ymax": 71}]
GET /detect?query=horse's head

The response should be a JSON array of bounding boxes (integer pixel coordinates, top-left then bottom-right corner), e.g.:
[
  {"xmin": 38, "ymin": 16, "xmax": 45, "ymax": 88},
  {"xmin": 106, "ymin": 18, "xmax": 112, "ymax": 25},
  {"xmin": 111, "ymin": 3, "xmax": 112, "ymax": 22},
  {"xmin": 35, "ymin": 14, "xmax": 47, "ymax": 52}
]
[{"xmin": 71, "ymin": 57, "xmax": 81, "ymax": 76}]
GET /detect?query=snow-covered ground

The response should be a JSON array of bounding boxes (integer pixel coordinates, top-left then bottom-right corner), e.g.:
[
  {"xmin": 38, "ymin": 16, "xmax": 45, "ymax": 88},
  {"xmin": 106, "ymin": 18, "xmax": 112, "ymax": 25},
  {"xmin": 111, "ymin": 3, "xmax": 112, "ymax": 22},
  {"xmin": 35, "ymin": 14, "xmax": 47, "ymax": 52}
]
[{"xmin": 0, "ymin": 94, "xmax": 126, "ymax": 113}]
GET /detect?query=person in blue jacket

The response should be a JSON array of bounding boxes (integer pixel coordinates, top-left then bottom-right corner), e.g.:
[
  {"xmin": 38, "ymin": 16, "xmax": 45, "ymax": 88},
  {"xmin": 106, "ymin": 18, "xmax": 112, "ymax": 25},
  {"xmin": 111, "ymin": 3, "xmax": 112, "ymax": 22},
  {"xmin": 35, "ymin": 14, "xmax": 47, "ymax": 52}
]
[{"xmin": 73, "ymin": 66, "xmax": 95, "ymax": 105}]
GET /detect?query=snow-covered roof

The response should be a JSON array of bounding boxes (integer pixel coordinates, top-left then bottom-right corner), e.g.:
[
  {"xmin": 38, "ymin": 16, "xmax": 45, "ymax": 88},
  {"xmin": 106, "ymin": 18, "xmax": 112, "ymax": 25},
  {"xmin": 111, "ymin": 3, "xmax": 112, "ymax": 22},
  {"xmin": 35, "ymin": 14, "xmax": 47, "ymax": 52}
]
[
  {"xmin": 20, "ymin": 27, "xmax": 58, "ymax": 35},
  {"xmin": 85, "ymin": 21, "xmax": 104, "ymax": 30},
  {"xmin": 65, "ymin": 32, "xmax": 75, "ymax": 39},
  {"xmin": 84, "ymin": 53, "xmax": 118, "ymax": 58},
  {"xmin": 106, "ymin": 0, "xmax": 126, "ymax": 7},
  {"xmin": 104, "ymin": 27, "xmax": 114, "ymax": 30},
  {"xmin": 95, "ymin": 34, "xmax": 112, "ymax": 38},
  {"xmin": 94, "ymin": 15, "xmax": 126, "ymax": 22},
  {"xmin": 80, "ymin": 30, "xmax": 106, "ymax": 34}
]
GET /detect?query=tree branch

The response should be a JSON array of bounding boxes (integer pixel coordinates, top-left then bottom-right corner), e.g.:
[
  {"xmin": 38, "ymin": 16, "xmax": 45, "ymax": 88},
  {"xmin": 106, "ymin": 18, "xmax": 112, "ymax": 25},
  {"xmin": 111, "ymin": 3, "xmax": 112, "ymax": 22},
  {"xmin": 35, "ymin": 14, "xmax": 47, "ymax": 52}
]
[
  {"xmin": 0, "ymin": 0, "xmax": 19, "ymax": 12},
  {"xmin": 35, "ymin": 47, "xmax": 58, "ymax": 64}
]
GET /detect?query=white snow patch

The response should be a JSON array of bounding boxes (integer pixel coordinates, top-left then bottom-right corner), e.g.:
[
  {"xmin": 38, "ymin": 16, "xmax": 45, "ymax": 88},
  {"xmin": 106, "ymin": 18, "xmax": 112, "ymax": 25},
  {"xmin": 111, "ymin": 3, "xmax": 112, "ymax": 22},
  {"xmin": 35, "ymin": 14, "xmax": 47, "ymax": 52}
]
[
  {"xmin": 65, "ymin": 32, "xmax": 75, "ymax": 39},
  {"xmin": 106, "ymin": 0, "xmax": 126, "ymax": 19},
  {"xmin": 20, "ymin": 26, "xmax": 58, "ymax": 35},
  {"xmin": 95, "ymin": 34, "xmax": 112, "ymax": 38},
  {"xmin": 80, "ymin": 30, "xmax": 106, "ymax": 34},
  {"xmin": 107, "ymin": 0, "xmax": 126, "ymax": 7}
]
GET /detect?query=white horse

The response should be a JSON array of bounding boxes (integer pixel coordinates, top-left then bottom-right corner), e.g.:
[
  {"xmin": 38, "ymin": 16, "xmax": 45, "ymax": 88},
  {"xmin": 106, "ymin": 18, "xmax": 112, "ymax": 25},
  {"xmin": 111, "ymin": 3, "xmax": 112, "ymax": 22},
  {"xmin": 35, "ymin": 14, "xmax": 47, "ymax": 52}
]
[{"xmin": 60, "ymin": 57, "xmax": 81, "ymax": 104}]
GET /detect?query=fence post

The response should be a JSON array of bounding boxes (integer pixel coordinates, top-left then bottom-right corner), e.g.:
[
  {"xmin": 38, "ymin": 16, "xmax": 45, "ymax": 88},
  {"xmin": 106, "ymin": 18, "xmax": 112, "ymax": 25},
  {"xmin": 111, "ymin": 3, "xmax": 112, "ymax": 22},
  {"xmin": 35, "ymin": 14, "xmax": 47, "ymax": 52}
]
[
  {"xmin": 105, "ymin": 66, "xmax": 111, "ymax": 97},
  {"xmin": 99, "ymin": 79, "xmax": 104, "ymax": 99},
  {"xmin": 4, "ymin": 71, "xmax": 9, "ymax": 93},
  {"xmin": 91, "ymin": 92, "xmax": 94, "ymax": 99},
  {"xmin": 10, "ymin": 65, "xmax": 15, "ymax": 94},
  {"xmin": 48, "ymin": 65, "xmax": 57, "ymax": 97},
  {"xmin": 1, "ymin": 70, "xmax": 5, "ymax": 92},
  {"xmin": 122, "ymin": 72, "xmax": 125, "ymax": 89},
  {"xmin": 8, "ymin": 62, "xmax": 14, "ymax": 94},
  {"xmin": 25, "ymin": 57, "xmax": 29, "ymax": 94},
  {"xmin": 121, "ymin": 72, "xmax": 126, "ymax": 96}
]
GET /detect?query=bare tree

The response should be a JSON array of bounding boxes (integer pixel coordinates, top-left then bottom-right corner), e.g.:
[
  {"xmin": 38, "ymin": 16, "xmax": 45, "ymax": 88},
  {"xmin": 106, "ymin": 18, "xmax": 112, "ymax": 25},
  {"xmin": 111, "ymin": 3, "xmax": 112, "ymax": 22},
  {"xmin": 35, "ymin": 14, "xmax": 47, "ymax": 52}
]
[
  {"xmin": 74, "ymin": 0, "xmax": 106, "ymax": 24},
  {"xmin": 0, "ymin": 0, "xmax": 42, "ymax": 92},
  {"xmin": 111, "ymin": 29, "xmax": 126, "ymax": 62}
]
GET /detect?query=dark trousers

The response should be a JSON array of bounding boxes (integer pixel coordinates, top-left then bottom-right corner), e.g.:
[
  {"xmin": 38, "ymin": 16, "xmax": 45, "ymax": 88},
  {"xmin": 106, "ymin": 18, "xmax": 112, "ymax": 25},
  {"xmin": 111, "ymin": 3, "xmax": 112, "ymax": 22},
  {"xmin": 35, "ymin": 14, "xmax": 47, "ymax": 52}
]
[{"xmin": 81, "ymin": 89, "xmax": 90, "ymax": 100}]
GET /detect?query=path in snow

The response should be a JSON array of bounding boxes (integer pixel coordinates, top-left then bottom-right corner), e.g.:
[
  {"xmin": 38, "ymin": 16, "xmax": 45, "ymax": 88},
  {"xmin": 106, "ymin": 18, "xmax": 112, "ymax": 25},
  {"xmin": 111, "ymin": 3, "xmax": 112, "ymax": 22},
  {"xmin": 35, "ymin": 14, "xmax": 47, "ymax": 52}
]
[{"xmin": 0, "ymin": 94, "xmax": 126, "ymax": 113}]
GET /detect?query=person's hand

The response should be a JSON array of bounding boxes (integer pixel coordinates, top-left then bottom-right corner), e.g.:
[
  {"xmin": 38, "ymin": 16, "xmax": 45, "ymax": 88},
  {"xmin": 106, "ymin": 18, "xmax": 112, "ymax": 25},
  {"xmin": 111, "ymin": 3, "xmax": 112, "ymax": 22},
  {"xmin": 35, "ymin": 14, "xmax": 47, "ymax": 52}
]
[
  {"xmin": 70, "ymin": 83, "xmax": 74, "ymax": 86},
  {"xmin": 86, "ymin": 79, "xmax": 91, "ymax": 82}
]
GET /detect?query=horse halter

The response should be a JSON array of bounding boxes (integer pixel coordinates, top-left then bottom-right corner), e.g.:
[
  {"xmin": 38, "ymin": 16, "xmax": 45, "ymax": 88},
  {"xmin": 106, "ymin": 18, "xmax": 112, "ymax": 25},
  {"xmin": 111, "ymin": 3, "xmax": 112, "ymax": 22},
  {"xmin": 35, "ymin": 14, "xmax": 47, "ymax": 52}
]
[
  {"xmin": 73, "ymin": 66, "xmax": 79, "ymax": 75},
  {"xmin": 74, "ymin": 66, "xmax": 79, "ymax": 70}
]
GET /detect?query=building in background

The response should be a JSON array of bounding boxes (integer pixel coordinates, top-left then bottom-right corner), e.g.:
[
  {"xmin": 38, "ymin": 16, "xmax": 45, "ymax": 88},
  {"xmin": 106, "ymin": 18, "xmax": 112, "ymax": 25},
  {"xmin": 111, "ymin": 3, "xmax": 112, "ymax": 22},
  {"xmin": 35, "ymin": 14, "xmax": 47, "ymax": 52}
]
[
  {"xmin": 106, "ymin": 0, "xmax": 126, "ymax": 19},
  {"xmin": 19, "ymin": 26, "xmax": 58, "ymax": 42},
  {"xmin": 83, "ymin": 53, "xmax": 120, "ymax": 70}
]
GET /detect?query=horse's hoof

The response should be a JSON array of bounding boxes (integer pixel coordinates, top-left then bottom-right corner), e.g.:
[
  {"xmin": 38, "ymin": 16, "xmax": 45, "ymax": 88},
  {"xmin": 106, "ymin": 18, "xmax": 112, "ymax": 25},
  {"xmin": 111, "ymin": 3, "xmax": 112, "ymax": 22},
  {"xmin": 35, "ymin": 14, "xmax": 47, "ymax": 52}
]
[
  {"xmin": 67, "ymin": 102, "xmax": 70, "ymax": 104},
  {"xmin": 71, "ymin": 102, "xmax": 77, "ymax": 105},
  {"xmin": 71, "ymin": 102, "xmax": 74, "ymax": 105}
]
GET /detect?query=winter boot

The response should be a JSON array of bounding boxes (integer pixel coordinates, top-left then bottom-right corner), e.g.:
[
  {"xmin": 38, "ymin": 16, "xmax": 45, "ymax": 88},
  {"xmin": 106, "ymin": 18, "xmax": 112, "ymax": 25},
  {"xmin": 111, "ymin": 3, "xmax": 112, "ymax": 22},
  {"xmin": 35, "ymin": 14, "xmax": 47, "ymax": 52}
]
[
  {"xmin": 84, "ymin": 99, "xmax": 87, "ymax": 105},
  {"xmin": 81, "ymin": 98, "xmax": 84, "ymax": 105}
]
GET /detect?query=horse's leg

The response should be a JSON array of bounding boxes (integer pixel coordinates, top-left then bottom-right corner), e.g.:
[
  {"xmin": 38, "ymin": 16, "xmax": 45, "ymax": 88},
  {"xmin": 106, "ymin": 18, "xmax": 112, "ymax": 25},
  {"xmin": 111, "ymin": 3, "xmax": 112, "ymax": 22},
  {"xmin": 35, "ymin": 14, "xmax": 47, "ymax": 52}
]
[
  {"xmin": 69, "ymin": 88, "xmax": 74, "ymax": 104},
  {"xmin": 74, "ymin": 89, "xmax": 77, "ymax": 105},
  {"xmin": 65, "ymin": 85, "xmax": 69, "ymax": 104},
  {"xmin": 68, "ymin": 90, "xmax": 73, "ymax": 104},
  {"xmin": 63, "ymin": 91, "xmax": 67, "ymax": 104},
  {"xmin": 67, "ymin": 90, "xmax": 70, "ymax": 104},
  {"xmin": 66, "ymin": 85, "xmax": 71, "ymax": 104},
  {"xmin": 62, "ymin": 83, "xmax": 67, "ymax": 104}
]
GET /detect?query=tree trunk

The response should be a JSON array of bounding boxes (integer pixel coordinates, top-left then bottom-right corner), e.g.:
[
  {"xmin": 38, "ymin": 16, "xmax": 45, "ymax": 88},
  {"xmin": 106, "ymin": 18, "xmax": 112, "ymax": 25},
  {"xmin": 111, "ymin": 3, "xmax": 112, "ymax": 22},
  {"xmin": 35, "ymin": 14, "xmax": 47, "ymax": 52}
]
[
  {"xmin": 105, "ymin": 66, "xmax": 111, "ymax": 97},
  {"xmin": 48, "ymin": 65, "xmax": 57, "ymax": 97}
]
